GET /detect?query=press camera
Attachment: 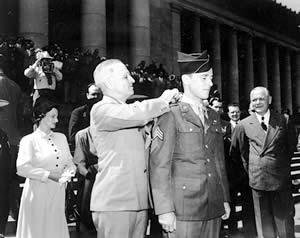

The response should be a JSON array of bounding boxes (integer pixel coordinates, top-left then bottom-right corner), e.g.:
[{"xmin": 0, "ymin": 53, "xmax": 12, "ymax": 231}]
[{"xmin": 41, "ymin": 60, "xmax": 54, "ymax": 74}]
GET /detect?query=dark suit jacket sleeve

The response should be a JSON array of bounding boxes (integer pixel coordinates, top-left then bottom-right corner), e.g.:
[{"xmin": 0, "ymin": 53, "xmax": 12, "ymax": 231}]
[
  {"xmin": 68, "ymin": 108, "xmax": 82, "ymax": 146},
  {"xmin": 230, "ymin": 123, "xmax": 249, "ymax": 172},
  {"xmin": 287, "ymin": 120, "xmax": 297, "ymax": 158},
  {"xmin": 150, "ymin": 112, "xmax": 176, "ymax": 215}
]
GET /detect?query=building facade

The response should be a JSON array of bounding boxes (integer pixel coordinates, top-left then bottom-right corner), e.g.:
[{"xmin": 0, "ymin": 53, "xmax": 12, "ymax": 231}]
[{"xmin": 0, "ymin": 0, "xmax": 299, "ymax": 113}]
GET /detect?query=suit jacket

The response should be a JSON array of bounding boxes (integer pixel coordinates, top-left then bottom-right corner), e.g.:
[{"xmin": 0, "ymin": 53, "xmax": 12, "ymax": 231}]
[
  {"xmin": 150, "ymin": 103, "xmax": 230, "ymax": 221},
  {"xmin": 0, "ymin": 72, "xmax": 23, "ymax": 146},
  {"xmin": 231, "ymin": 111, "xmax": 296, "ymax": 191},
  {"xmin": 0, "ymin": 128, "xmax": 11, "ymax": 190},
  {"xmin": 73, "ymin": 127, "xmax": 97, "ymax": 229},
  {"xmin": 68, "ymin": 104, "xmax": 90, "ymax": 148},
  {"xmin": 73, "ymin": 127, "xmax": 98, "ymax": 178},
  {"xmin": 89, "ymin": 95, "xmax": 170, "ymax": 212},
  {"xmin": 222, "ymin": 120, "xmax": 248, "ymax": 190}
]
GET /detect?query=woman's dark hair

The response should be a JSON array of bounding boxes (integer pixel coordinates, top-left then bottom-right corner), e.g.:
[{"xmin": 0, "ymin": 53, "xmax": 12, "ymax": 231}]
[{"xmin": 32, "ymin": 98, "xmax": 59, "ymax": 125}]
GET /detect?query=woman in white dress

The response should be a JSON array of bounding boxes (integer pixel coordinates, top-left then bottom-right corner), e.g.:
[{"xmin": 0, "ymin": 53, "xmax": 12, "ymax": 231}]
[{"xmin": 16, "ymin": 99, "xmax": 76, "ymax": 238}]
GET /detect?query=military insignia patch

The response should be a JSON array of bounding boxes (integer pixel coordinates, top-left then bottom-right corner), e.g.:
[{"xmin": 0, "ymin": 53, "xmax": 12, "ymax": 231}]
[{"xmin": 153, "ymin": 126, "xmax": 164, "ymax": 141}]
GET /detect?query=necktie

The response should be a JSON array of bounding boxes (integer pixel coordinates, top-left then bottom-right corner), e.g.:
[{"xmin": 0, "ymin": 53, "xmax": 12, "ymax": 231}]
[
  {"xmin": 198, "ymin": 105, "xmax": 207, "ymax": 126},
  {"xmin": 261, "ymin": 116, "xmax": 267, "ymax": 131}
]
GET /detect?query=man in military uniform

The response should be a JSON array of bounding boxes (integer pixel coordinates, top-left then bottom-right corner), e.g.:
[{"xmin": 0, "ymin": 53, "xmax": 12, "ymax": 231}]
[
  {"xmin": 150, "ymin": 51, "xmax": 230, "ymax": 238},
  {"xmin": 0, "ymin": 99, "xmax": 11, "ymax": 238}
]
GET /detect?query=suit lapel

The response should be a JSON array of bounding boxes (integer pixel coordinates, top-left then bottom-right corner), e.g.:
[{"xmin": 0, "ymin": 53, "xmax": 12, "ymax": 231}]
[
  {"xmin": 179, "ymin": 103, "xmax": 203, "ymax": 129},
  {"xmin": 248, "ymin": 114, "xmax": 267, "ymax": 147},
  {"xmin": 261, "ymin": 113, "xmax": 280, "ymax": 153}
]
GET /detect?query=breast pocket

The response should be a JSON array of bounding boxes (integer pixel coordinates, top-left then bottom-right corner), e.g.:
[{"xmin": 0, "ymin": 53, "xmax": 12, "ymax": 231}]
[{"xmin": 177, "ymin": 126, "xmax": 202, "ymax": 153}]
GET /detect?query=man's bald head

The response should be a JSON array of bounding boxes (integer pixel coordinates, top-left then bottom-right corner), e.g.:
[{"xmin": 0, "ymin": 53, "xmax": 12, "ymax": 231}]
[
  {"xmin": 93, "ymin": 59, "xmax": 135, "ymax": 101},
  {"xmin": 93, "ymin": 59, "xmax": 123, "ymax": 92}
]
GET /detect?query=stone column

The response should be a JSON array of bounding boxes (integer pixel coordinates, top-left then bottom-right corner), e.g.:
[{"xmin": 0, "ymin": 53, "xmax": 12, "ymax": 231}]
[
  {"xmin": 244, "ymin": 34, "xmax": 254, "ymax": 99},
  {"xmin": 270, "ymin": 45, "xmax": 281, "ymax": 112},
  {"xmin": 228, "ymin": 28, "xmax": 239, "ymax": 103},
  {"xmin": 211, "ymin": 22, "xmax": 222, "ymax": 97},
  {"xmin": 294, "ymin": 53, "xmax": 300, "ymax": 112},
  {"xmin": 282, "ymin": 49, "xmax": 292, "ymax": 113},
  {"xmin": 81, "ymin": 0, "xmax": 106, "ymax": 55},
  {"xmin": 19, "ymin": 0, "xmax": 48, "ymax": 48},
  {"xmin": 171, "ymin": 5, "xmax": 181, "ymax": 76},
  {"xmin": 258, "ymin": 40, "xmax": 268, "ymax": 87},
  {"xmin": 110, "ymin": 0, "xmax": 129, "ymax": 62},
  {"xmin": 192, "ymin": 15, "xmax": 201, "ymax": 53},
  {"xmin": 129, "ymin": 0, "xmax": 150, "ymax": 67}
]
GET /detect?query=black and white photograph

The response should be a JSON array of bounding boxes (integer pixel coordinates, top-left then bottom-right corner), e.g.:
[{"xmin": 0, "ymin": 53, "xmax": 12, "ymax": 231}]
[{"xmin": 0, "ymin": 0, "xmax": 300, "ymax": 238}]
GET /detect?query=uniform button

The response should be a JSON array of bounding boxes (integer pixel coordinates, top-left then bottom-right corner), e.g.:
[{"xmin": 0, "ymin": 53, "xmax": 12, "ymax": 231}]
[
  {"xmin": 207, "ymin": 158, "xmax": 210, "ymax": 162},
  {"xmin": 51, "ymin": 144, "xmax": 54, "ymax": 146},
  {"xmin": 189, "ymin": 128, "xmax": 193, "ymax": 132},
  {"xmin": 205, "ymin": 145, "xmax": 208, "ymax": 148},
  {"xmin": 48, "ymin": 138, "xmax": 51, "ymax": 141},
  {"xmin": 56, "ymin": 164, "xmax": 58, "ymax": 167},
  {"xmin": 144, "ymin": 169, "xmax": 147, "ymax": 173},
  {"xmin": 57, "ymin": 157, "xmax": 59, "ymax": 159},
  {"xmin": 208, "ymin": 173, "xmax": 211, "ymax": 177},
  {"xmin": 54, "ymin": 150, "xmax": 57, "ymax": 152},
  {"xmin": 182, "ymin": 185, "xmax": 186, "ymax": 190}
]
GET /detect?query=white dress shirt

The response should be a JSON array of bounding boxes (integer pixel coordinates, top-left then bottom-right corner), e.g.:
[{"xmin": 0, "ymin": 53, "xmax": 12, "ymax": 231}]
[
  {"xmin": 255, "ymin": 109, "xmax": 270, "ymax": 130},
  {"xmin": 230, "ymin": 120, "xmax": 240, "ymax": 130}
]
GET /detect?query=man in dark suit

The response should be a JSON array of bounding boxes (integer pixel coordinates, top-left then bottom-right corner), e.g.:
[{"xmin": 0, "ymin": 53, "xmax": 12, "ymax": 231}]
[
  {"xmin": 231, "ymin": 87, "xmax": 296, "ymax": 238},
  {"xmin": 68, "ymin": 83, "xmax": 102, "ymax": 150},
  {"xmin": 0, "ymin": 99, "xmax": 11, "ymax": 238},
  {"xmin": 0, "ymin": 53, "xmax": 24, "ymax": 222},
  {"xmin": 73, "ymin": 127, "xmax": 98, "ymax": 231},
  {"xmin": 223, "ymin": 103, "xmax": 256, "ymax": 238},
  {"xmin": 150, "ymin": 51, "xmax": 230, "ymax": 238}
]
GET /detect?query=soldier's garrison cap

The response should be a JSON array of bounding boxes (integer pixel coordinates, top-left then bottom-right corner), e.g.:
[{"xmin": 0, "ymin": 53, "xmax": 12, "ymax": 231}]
[{"xmin": 177, "ymin": 50, "xmax": 211, "ymax": 75}]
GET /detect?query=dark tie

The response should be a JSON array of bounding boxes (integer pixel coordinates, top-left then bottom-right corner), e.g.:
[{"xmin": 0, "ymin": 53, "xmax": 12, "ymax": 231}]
[{"xmin": 261, "ymin": 116, "xmax": 267, "ymax": 131}]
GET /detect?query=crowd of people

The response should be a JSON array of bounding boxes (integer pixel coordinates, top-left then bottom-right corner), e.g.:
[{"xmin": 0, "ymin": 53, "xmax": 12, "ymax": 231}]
[
  {"xmin": 0, "ymin": 34, "xmax": 300, "ymax": 238},
  {"xmin": 0, "ymin": 35, "xmax": 180, "ymax": 104}
]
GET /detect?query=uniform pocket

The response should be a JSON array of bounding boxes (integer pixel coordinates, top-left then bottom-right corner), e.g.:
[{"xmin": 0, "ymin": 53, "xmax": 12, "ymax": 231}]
[
  {"xmin": 177, "ymin": 126, "xmax": 202, "ymax": 153},
  {"xmin": 173, "ymin": 178, "xmax": 207, "ymax": 219}
]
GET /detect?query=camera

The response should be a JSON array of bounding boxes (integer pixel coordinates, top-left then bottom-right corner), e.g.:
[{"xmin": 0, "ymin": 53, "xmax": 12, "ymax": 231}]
[{"xmin": 41, "ymin": 60, "xmax": 54, "ymax": 74}]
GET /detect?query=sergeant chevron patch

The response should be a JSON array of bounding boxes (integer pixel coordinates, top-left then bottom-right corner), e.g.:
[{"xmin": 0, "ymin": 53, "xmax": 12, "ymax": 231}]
[{"xmin": 153, "ymin": 126, "xmax": 164, "ymax": 141}]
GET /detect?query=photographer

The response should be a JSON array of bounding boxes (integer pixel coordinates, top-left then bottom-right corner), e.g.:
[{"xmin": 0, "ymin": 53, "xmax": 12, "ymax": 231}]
[{"xmin": 24, "ymin": 51, "xmax": 62, "ymax": 105}]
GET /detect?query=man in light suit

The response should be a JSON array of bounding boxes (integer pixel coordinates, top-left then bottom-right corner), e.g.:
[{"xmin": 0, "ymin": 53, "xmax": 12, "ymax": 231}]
[
  {"xmin": 231, "ymin": 87, "xmax": 296, "ymax": 238},
  {"xmin": 90, "ymin": 59, "xmax": 179, "ymax": 238},
  {"xmin": 150, "ymin": 51, "xmax": 230, "ymax": 238}
]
